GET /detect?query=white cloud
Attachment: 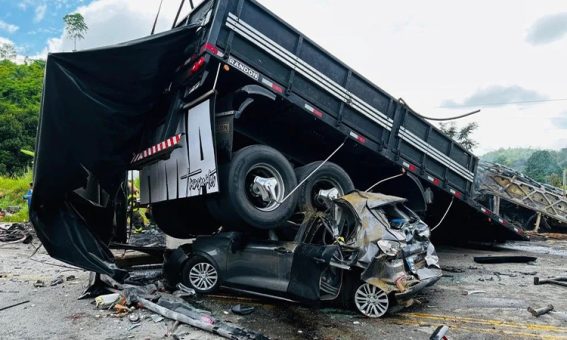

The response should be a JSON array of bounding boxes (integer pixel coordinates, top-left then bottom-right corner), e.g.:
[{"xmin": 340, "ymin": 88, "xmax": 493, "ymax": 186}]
[
  {"xmin": 34, "ymin": 4, "xmax": 48, "ymax": 23},
  {"xmin": 0, "ymin": 36, "xmax": 14, "ymax": 45},
  {"xmin": 0, "ymin": 20, "xmax": 19, "ymax": 34}
]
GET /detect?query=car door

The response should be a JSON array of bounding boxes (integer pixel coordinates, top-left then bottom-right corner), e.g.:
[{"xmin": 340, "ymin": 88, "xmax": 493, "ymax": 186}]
[{"xmin": 224, "ymin": 239, "xmax": 297, "ymax": 294}]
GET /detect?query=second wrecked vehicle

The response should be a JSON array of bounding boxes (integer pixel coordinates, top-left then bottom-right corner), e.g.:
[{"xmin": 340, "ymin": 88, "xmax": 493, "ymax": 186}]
[{"xmin": 165, "ymin": 191, "xmax": 442, "ymax": 318}]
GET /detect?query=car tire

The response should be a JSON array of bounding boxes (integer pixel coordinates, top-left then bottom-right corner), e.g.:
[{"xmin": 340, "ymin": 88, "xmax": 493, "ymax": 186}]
[
  {"xmin": 337, "ymin": 275, "xmax": 390, "ymax": 318},
  {"xmin": 352, "ymin": 282, "xmax": 390, "ymax": 318},
  {"xmin": 208, "ymin": 145, "xmax": 298, "ymax": 229},
  {"xmin": 153, "ymin": 198, "xmax": 219, "ymax": 238},
  {"xmin": 182, "ymin": 256, "xmax": 220, "ymax": 294},
  {"xmin": 294, "ymin": 161, "xmax": 354, "ymax": 213}
]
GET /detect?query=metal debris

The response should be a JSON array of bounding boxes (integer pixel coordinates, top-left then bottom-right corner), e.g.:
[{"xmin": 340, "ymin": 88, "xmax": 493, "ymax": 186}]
[
  {"xmin": 50, "ymin": 275, "xmax": 64, "ymax": 286},
  {"xmin": 534, "ymin": 277, "xmax": 567, "ymax": 288},
  {"xmin": 0, "ymin": 300, "xmax": 30, "ymax": 312},
  {"xmin": 231, "ymin": 304, "xmax": 255, "ymax": 315},
  {"xmin": 528, "ymin": 305, "xmax": 554, "ymax": 317},
  {"xmin": 33, "ymin": 280, "xmax": 46, "ymax": 288},
  {"xmin": 473, "ymin": 256, "xmax": 537, "ymax": 264}
]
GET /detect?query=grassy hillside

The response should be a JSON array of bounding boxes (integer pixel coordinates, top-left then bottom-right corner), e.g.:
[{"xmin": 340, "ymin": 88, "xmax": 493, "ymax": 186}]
[{"xmin": 0, "ymin": 171, "xmax": 32, "ymax": 222}]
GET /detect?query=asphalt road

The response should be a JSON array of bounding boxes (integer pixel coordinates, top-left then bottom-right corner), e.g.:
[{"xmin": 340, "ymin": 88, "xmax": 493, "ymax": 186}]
[{"xmin": 1, "ymin": 238, "xmax": 567, "ymax": 339}]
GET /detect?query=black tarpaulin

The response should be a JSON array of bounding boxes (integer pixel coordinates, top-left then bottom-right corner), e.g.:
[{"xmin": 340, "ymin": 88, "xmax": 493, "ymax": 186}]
[{"xmin": 31, "ymin": 26, "xmax": 197, "ymax": 279}]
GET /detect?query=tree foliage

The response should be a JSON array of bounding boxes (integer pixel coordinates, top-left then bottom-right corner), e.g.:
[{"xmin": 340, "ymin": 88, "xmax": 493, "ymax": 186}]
[
  {"xmin": 0, "ymin": 43, "xmax": 17, "ymax": 60},
  {"xmin": 524, "ymin": 150, "xmax": 562, "ymax": 183},
  {"xmin": 63, "ymin": 13, "xmax": 88, "ymax": 51},
  {"xmin": 0, "ymin": 59, "xmax": 45, "ymax": 176},
  {"xmin": 439, "ymin": 122, "xmax": 478, "ymax": 151}
]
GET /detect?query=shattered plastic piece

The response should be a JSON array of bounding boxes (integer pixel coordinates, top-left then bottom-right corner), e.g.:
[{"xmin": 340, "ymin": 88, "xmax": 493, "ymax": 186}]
[
  {"xmin": 463, "ymin": 290, "xmax": 486, "ymax": 296},
  {"xmin": 129, "ymin": 313, "xmax": 141, "ymax": 323},
  {"xmin": 128, "ymin": 323, "xmax": 141, "ymax": 331},
  {"xmin": 151, "ymin": 314, "xmax": 164, "ymax": 323},
  {"xmin": 430, "ymin": 325, "xmax": 449, "ymax": 340},
  {"xmin": 33, "ymin": 280, "xmax": 45, "ymax": 288},
  {"xmin": 528, "ymin": 304, "xmax": 554, "ymax": 317},
  {"xmin": 95, "ymin": 293, "xmax": 121, "ymax": 309},
  {"xmin": 231, "ymin": 304, "xmax": 255, "ymax": 315}
]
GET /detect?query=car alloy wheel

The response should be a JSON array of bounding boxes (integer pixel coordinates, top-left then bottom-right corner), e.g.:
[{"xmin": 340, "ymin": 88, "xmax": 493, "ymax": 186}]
[
  {"xmin": 188, "ymin": 262, "xmax": 218, "ymax": 291},
  {"xmin": 354, "ymin": 283, "xmax": 389, "ymax": 318}
]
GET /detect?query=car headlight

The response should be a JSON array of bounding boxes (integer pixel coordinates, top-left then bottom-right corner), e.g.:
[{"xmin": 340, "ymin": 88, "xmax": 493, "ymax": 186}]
[{"xmin": 377, "ymin": 240, "xmax": 402, "ymax": 257}]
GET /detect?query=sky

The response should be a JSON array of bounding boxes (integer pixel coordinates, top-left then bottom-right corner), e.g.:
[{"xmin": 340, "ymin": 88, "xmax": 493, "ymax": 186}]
[{"xmin": 0, "ymin": 0, "xmax": 566, "ymax": 155}]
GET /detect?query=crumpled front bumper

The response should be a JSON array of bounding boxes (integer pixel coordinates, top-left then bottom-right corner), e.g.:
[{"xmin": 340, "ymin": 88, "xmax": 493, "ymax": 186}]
[{"xmin": 395, "ymin": 274, "xmax": 442, "ymax": 300}]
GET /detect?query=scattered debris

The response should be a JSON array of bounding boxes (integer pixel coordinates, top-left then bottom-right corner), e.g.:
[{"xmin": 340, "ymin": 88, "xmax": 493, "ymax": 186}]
[
  {"xmin": 137, "ymin": 297, "xmax": 267, "ymax": 339},
  {"xmin": 473, "ymin": 256, "xmax": 537, "ymax": 264},
  {"xmin": 353, "ymin": 321, "xmax": 361, "ymax": 325},
  {"xmin": 430, "ymin": 325, "xmax": 449, "ymax": 340},
  {"xmin": 127, "ymin": 323, "xmax": 141, "ymax": 331},
  {"xmin": 33, "ymin": 280, "xmax": 46, "ymax": 288},
  {"xmin": 528, "ymin": 304, "xmax": 554, "ymax": 317},
  {"xmin": 50, "ymin": 275, "xmax": 64, "ymax": 286},
  {"xmin": 534, "ymin": 277, "xmax": 567, "ymax": 288},
  {"xmin": 129, "ymin": 313, "xmax": 141, "ymax": 323},
  {"xmin": 150, "ymin": 314, "xmax": 164, "ymax": 323},
  {"xmin": 231, "ymin": 304, "xmax": 255, "ymax": 316},
  {"xmin": 0, "ymin": 300, "xmax": 30, "ymax": 312},
  {"xmin": 95, "ymin": 293, "xmax": 121, "ymax": 309},
  {"xmin": 0, "ymin": 223, "xmax": 33, "ymax": 244},
  {"xmin": 463, "ymin": 290, "xmax": 486, "ymax": 296},
  {"xmin": 441, "ymin": 266, "xmax": 465, "ymax": 273}
]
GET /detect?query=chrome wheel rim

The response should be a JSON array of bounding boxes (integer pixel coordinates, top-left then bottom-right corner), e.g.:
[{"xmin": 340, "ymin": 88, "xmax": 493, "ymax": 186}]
[
  {"xmin": 245, "ymin": 163, "xmax": 285, "ymax": 212},
  {"xmin": 188, "ymin": 262, "xmax": 218, "ymax": 291},
  {"xmin": 354, "ymin": 283, "xmax": 389, "ymax": 318}
]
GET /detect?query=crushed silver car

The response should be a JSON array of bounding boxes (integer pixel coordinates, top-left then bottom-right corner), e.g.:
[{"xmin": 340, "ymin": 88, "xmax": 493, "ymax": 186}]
[{"xmin": 166, "ymin": 191, "xmax": 442, "ymax": 318}]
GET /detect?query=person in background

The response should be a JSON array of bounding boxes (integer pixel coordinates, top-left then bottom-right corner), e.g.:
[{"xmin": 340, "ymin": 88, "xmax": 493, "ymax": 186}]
[
  {"xmin": 23, "ymin": 182, "xmax": 33, "ymax": 208},
  {"xmin": 127, "ymin": 180, "xmax": 145, "ymax": 233}
]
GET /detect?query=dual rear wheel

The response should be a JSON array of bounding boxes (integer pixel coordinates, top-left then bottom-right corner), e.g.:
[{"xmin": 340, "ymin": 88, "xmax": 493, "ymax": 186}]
[{"xmin": 154, "ymin": 144, "xmax": 354, "ymax": 235}]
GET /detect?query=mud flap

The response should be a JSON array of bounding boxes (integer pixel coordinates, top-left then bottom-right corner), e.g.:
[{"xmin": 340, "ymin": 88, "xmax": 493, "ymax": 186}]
[
  {"xmin": 140, "ymin": 98, "xmax": 219, "ymax": 204},
  {"xmin": 286, "ymin": 244, "xmax": 339, "ymax": 302}
]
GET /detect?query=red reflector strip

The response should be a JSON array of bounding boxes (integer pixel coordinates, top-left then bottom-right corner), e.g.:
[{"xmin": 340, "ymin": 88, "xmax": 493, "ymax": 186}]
[
  {"xmin": 480, "ymin": 207, "xmax": 491, "ymax": 215},
  {"xmin": 402, "ymin": 161, "xmax": 417, "ymax": 172},
  {"xmin": 427, "ymin": 175, "xmax": 441, "ymax": 186},
  {"xmin": 449, "ymin": 188, "xmax": 462, "ymax": 199},
  {"xmin": 201, "ymin": 43, "xmax": 223, "ymax": 57},
  {"xmin": 349, "ymin": 131, "xmax": 366, "ymax": 144},
  {"xmin": 304, "ymin": 104, "xmax": 323, "ymax": 118},
  {"xmin": 261, "ymin": 78, "xmax": 284, "ymax": 94},
  {"xmin": 271, "ymin": 83, "xmax": 284, "ymax": 93},
  {"xmin": 190, "ymin": 57, "xmax": 206, "ymax": 74},
  {"xmin": 131, "ymin": 134, "xmax": 182, "ymax": 164}
]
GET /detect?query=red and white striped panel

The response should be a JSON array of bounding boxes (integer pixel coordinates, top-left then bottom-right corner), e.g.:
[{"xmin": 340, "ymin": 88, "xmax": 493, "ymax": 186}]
[{"xmin": 131, "ymin": 134, "xmax": 182, "ymax": 164}]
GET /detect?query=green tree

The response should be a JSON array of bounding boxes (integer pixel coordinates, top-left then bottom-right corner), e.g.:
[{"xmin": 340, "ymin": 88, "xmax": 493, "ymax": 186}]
[
  {"xmin": 439, "ymin": 122, "xmax": 478, "ymax": 151},
  {"xmin": 524, "ymin": 150, "xmax": 561, "ymax": 183},
  {"xmin": 0, "ymin": 60, "xmax": 44, "ymax": 175},
  {"xmin": 0, "ymin": 42, "xmax": 16, "ymax": 60},
  {"xmin": 63, "ymin": 13, "xmax": 88, "ymax": 51}
]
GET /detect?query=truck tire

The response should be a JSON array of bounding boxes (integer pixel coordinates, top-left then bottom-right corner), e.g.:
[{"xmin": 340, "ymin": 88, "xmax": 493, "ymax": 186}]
[
  {"xmin": 295, "ymin": 161, "xmax": 354, "ymax": 213},
  {"xmin": 208, "ymin": 145, "xmax": 298, "ymax": 229},
  {"xmin": 152, "ymin": 198, "xmax": 219, "ymax": 238}
]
